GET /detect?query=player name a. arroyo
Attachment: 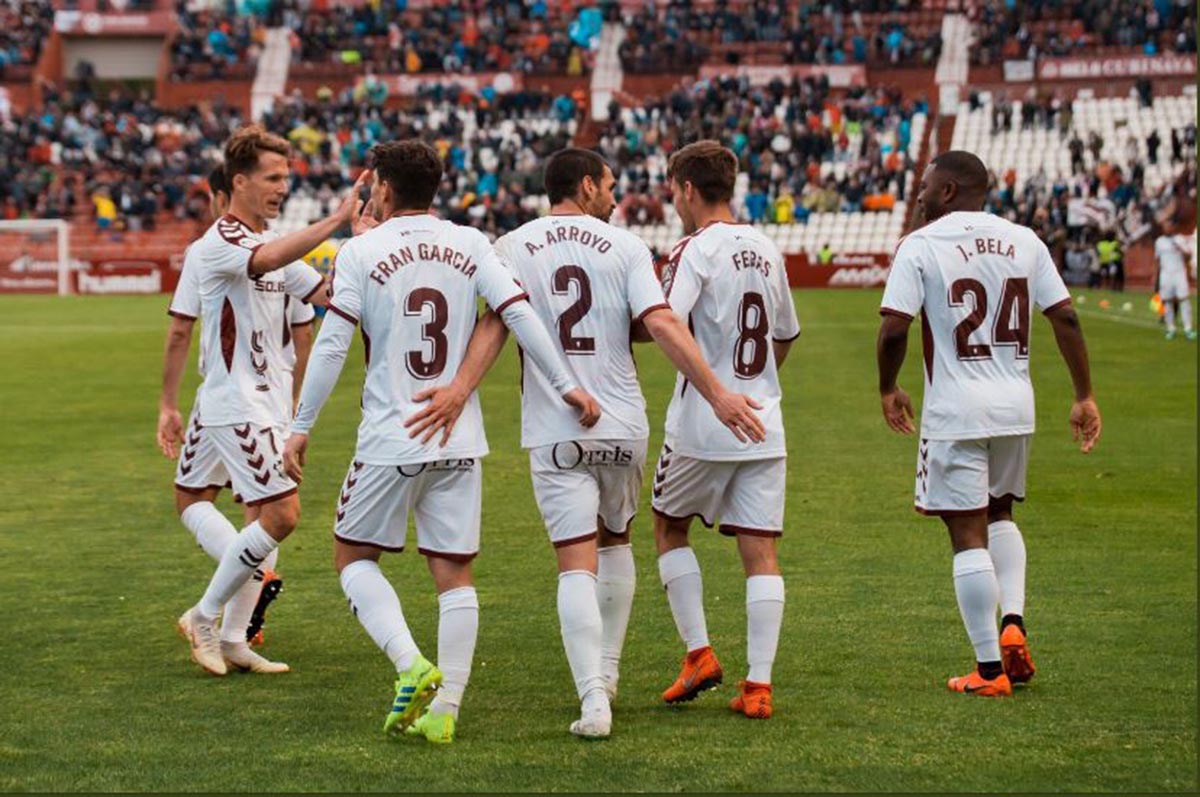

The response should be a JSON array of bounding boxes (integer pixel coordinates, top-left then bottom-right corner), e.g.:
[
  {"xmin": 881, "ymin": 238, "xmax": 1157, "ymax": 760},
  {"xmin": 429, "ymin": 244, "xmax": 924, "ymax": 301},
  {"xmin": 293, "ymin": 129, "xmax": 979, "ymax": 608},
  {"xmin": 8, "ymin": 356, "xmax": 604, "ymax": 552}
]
[
  {"xmin": 524, "ymin": 224, "xmax": 613, "ymax": 255},
  {"xmin": 369, "ymin": 243, "xmax": 477, "ymax": 285}
]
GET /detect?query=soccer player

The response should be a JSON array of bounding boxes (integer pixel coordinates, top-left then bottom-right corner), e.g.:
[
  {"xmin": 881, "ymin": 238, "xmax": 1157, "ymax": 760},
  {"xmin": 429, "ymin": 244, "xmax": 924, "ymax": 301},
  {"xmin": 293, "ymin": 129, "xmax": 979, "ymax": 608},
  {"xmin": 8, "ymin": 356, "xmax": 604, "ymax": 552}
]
[
  {"xmin": 172, "ymin": 124, "xmax": 370, "ymax": 676},
  {"xmin": 483, "ymin": 148, "xmax": 765, "ymax": 738},
  {"xmin": 157, "ymin": 165, "xmax": 319, "ymax": 671},
  {"xmin": 282, "ymin": 140, "xmax": 601, "ymax": 743},
  {"xmin": 651, "ymin": 141, "xmax": 800, "ymax": 720},
  {"xmin": 876, "ymin": 150, "xmax": 1102, "ymax": 697},
  {"xmin": 1154, "ymin": 226, "xmax": 1195, "ymax": 340}
]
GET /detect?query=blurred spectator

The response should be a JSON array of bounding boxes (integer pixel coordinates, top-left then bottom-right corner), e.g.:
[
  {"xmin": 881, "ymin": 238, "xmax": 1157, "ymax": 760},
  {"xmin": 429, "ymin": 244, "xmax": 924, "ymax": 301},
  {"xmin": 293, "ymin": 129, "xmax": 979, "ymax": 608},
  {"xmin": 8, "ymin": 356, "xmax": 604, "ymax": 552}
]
[{"xmin": 0, "ymin": 1, "xmax": 54, "ymax": 79}]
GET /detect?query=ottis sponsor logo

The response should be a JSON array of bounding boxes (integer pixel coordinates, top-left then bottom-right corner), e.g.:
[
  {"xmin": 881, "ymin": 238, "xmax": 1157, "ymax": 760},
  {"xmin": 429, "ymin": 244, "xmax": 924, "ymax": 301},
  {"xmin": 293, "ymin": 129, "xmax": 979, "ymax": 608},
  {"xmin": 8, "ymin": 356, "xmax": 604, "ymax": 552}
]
[
  {"xmin": 77, "ymin": 270, "xmax": 162, "ymax": 294},
  {"xmin": 827, "ymin": 265, "xmax": 890, "ymax": 287},
  {"xmin": 551, "ymin": 442, "xmax": 636, "ymax": 470}
]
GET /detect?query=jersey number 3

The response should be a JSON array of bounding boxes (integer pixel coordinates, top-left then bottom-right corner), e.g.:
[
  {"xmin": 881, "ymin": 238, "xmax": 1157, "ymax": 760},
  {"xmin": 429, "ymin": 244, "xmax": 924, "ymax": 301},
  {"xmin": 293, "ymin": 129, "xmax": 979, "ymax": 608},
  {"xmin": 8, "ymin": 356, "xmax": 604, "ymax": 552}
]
[
  {"xmin": 405, "ymin": 288, "xmax": 449, "ymax": 379},
  {"xmin": 949, "ymin": 278, "xmax": 1030, "ymax": 360}
]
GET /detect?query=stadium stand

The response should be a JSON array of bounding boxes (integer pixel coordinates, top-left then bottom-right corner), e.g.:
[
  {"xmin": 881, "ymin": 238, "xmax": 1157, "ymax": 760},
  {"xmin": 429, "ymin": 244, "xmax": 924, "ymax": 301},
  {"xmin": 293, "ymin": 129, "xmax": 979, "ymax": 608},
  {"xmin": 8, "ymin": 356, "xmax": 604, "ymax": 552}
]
[
  {"xmin": 170, "ymin": 5, "xmax": 265, "ymax": 81},
  {"xmin": 970, "ymin": 0, "xmax": 1197, "ymax": 65},
  {"xmin": 0, "ymin": 1, "xmax": 54, "ymax": 81}
]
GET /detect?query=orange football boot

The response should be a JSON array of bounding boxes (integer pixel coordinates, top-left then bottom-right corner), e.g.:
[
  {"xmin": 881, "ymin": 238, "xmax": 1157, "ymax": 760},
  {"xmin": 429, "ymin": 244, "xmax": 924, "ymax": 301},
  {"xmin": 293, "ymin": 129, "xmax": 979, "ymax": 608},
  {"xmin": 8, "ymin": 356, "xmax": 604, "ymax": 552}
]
[
  {"xmin": 947, "ymin": 669, "xmax": 1012, "ymax": 697},
  {"xmin": 729, "ymin": 681, "xmax": 773, "ymax": 719},
  {"xmin": 662, "ymin": 646, "xmax": 723, "ymax": 703},
  {"xmin": 1000, "ymin": 624, "xmax": 1036, "ymax": 684}
]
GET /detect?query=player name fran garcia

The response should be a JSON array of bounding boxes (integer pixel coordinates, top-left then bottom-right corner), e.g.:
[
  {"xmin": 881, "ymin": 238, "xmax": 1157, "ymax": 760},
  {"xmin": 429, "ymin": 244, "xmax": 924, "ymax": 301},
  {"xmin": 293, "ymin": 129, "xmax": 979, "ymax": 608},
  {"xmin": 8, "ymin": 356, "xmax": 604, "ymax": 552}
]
[{"xmin": 368, "ymin": 243, "xmax": 476, "ymax": 286}]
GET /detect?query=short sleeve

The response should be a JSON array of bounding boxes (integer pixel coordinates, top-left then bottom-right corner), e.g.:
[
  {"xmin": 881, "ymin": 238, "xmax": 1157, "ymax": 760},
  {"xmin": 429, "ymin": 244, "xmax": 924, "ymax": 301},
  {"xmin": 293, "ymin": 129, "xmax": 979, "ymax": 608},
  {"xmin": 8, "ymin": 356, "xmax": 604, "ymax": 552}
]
[
  {"xmin": 663, "ymin": 238, "xmax": 703, "ymax": 317},
  {"xmin": 626, "ymin": 242, "xmax": 669, "ymax": 322},
  {"xmin": 207, "ymin": 218, "xmax": 262, "ymax": 277},
  {"xmin": 289, "ymin": 296, "xmax": 316, "ymax": 325},
  {"xmin": 475, "ymin": 242, "xmax": 527, "ymax": 312},
  {"xmin": 326, "ymin": 244, "xmax": 363, "ymax": 325},
  {"xmin": 1032, "ymin": 241, "xmax": 1071, "ymax": 313},
  {"xmin": 879, "ymin": 235, "xmax": 925, "ymax": 319},
  {"xmin": 282, "ymin": 261, "xmax": 324, "ymax": 303},
  {"xmin": 168, "ymin": 257, "xmax": 200, "ymax": 320},
  {"xmin": 770, "ymin": 247, "xmax": 800, "ymax": 342}
]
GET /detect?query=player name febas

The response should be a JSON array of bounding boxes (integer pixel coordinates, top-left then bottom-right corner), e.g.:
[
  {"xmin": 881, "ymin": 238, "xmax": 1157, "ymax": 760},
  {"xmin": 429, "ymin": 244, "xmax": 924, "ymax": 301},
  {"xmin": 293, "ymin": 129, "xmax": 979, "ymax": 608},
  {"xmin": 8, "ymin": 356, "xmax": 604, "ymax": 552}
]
[
  {"xmin": 731, "ymin": 248, "xmax": 772, "ymax": 276},
  {"xmin": 368, "ymin": 243, "xmax": 477, "ymax": 286}
]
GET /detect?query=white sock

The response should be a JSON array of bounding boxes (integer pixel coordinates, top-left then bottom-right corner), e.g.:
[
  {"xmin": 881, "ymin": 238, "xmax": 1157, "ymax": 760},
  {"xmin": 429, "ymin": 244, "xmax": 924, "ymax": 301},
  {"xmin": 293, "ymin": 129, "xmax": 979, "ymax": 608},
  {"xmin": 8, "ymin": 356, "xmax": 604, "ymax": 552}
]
[
  {"xmin": 180, "ymin": 502, "xmax": 237, "ymax": 561},
  {"xmin": 557, "ymin": 570, "xmax": 606, "ymax": 701},
  {"xmin": 657, "ymin": 547, "xmax": 709, "ymax": 652},
  {"xmin": 1166, "ymin": 301, "xmax": 1177, "ymax": 332},
  {"xmin": 196, "ymin": 521, "xmax": 277, "ymax": 619},
  {"xmin": 952, "ymin": 548, "xmax": 1001, "ymax": 663},
  {"xmin": 596, "ymin": 544, "xmax": 636, "ymax": 687},
  {"xmin": 746, "ymin": 575, "xmax": 785, "ymax": 684},
  {"xmin": 428, "ymin": 586, "xmax": 478, "ymax": 719},
  {"xmin": 220, "ymin": 548, "xmax": 279, "ymax": 643},
  {"xmin": 1181, "ymin": 298, "xmax": 1193, "ymax": 332},
  {"xmin": 987, "ymin": 520, "xmax": 1026, "ymax": 619},
  {"xmin": 339, "ymin": 559, "xmax": 419, "ymax": 672}
]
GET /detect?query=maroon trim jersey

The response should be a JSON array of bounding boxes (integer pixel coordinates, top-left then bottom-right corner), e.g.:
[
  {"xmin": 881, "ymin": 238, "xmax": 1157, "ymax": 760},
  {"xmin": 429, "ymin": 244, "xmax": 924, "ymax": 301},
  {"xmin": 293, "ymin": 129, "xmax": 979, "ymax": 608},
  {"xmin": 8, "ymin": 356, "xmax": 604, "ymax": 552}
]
[
  {"xmin": 188, "ymin": 215, "xmax": 323, "ymax": 427},
  {"xmin": 880, "ymin": 211, "xmax": 1071, "ymax": 441},
  {"xmin": 495, "ymin": 214, "xmax": 668, "ymax": 448}
]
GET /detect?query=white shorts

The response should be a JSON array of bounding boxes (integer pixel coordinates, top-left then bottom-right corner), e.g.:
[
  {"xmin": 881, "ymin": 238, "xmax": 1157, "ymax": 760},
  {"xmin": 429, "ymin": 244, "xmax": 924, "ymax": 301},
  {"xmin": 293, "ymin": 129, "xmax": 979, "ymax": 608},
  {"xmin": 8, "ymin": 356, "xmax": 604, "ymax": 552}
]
[
  {"xmin": 175, "ymin": 412, "xmax": 296, "ymax": 507},
  {"xmin": 1160, "ymin": 275, "xmax": 1191, "ymax": 302},
  {"xmin": 650, "ymin": 443, "xmax": 786, "ymax": 537},
  {"xmin": 915, "ymin": 435, "xmax": 1029, "ymax": 517},
  {"xmin": 529, "ymin": 439, "xmax": 647, "ymax": 546},
  {"xmin": 333, "ymin": 458, "xmax": 481, "ymax": 561}
]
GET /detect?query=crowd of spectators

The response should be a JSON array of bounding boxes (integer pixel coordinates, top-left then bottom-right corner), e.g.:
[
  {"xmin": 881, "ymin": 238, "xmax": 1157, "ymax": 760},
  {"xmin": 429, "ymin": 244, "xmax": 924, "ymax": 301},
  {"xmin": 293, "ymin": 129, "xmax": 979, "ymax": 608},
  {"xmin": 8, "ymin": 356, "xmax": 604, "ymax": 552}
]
[
  {"xmin": 985, "ymin": 119, "xmax": 1197, "ymax": 282},
  {"xmin": 0, "ymin": 1, "xmax": 54, "ymax": 79},
  {"xmin": 279, "ymin": 1, "xmax": 597, "ymax": 77},
  {"xmin": 170, "ymin": 3, "xmax": 265, "ymax": 81},
  {"xmin": 971, "ymin": 0, "xmax": 1197, "ymax": 66},
  {"xmin": 600, "ymin": 74, "xmax": 926, "ymax": 225},
  {"xmin": 619, "ymin": 1, "xmax": 943, "ymax": 73}
]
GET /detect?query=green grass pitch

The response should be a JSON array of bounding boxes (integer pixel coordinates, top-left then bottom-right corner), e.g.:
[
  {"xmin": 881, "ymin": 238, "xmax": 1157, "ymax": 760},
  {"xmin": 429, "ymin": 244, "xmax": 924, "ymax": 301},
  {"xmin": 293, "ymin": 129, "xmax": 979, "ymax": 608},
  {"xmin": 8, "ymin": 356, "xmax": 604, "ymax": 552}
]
[{"xmin": 0, "ymin": 288, "xmax": 1193, "ymax": 792}]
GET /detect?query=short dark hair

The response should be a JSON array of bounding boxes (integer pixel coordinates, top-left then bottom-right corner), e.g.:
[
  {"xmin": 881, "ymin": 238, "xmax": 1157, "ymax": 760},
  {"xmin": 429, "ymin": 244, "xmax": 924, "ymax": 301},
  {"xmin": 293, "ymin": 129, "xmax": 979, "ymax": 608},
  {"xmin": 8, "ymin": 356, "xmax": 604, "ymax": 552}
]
[
  {"xmin": 667, "ymin": 140, "xmax": 737, "ymax": 204},
  {"xmin": 208, "ymin": 165, "xmax": 230, "ymax": 198},
  {"xmin": 224, "ymin": 124, "xmax": 290, "ymax": 180},
  {"xmin": 372, "ymin": 140, "xmax": 443, "ymax": 210},
  {"xmin": 930, "ymin": 150, "xmax": 989, "ymax": 196},
  {"xmin": 543, "ymin": 148, "xmax": 607, "ymax": 205}
]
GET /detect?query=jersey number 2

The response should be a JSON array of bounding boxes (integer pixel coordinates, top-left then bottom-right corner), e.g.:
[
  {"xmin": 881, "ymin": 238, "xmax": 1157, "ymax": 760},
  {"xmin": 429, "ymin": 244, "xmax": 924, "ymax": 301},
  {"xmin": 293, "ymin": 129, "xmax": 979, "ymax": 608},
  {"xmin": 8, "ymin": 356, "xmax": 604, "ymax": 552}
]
[
  {"xmin": 553, "ymin": 265, "xmax": 595, "ymax": 355},
  {"xmin": 949, "ymin": 278, "xmax": 1030, "ymax": 360},
  {"xmin": 405, "ymin": 288, "xmax": 449, "ymax": 379}
]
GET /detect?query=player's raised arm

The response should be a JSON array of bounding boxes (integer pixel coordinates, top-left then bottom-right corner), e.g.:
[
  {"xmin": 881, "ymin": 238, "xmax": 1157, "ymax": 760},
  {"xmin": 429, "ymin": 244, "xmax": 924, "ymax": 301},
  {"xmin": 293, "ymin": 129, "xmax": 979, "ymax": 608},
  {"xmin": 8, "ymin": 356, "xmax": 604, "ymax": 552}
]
[
  {"xmin": 249, "ymin": 170, "xmax": 370, "ymax": 276},
  {"xmin": 1044, "ymin": 304, "xmax": 1101, "ymax": 453}
]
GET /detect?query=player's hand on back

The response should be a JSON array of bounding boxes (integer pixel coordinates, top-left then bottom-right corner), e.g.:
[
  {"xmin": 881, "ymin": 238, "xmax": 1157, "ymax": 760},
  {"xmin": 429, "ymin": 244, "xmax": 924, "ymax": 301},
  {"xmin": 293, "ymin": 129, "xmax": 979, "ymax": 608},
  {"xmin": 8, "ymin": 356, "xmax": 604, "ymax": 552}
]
[
  {"xmin": 1070, "ymin": 396, "xmax": 1102, "ymax": 453},
  {"xmin": 404, "ymin": 383, "xmax": 470, "ymax": 447},
  {"xmin": 881, "ymin": 387, "xmax": 916, "ymax": 435},
  {"xmin": 352, "ymin": 197, "xmax": 380, "ymax": 236},
  {"xmin": 156, "ymin": 406, "xmax": 184, "ymax": 459},
  {"xmin": 338, "ymin": 169, "xmax": 374, "ymax": 226},
  {"xmin": 563, "ymin": 388, "xmax": 602, "ymax": 428},
  {"xmin": 282, "ymin": 432, "xmax": 309, "ymax": 483},
  {"xmin": 712, "ymin": 389, "xmax": 766, "ymax": 443}
]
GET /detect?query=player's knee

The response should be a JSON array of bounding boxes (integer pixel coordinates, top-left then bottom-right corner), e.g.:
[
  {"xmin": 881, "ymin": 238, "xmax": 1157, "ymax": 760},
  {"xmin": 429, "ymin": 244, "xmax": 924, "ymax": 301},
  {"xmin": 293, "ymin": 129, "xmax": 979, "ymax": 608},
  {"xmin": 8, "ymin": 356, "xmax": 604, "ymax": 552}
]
[
  {"xmin": 175, "ymin": 488, "xmax": 216, "ymax": 516},
  {"xmin": 737, "ymin": 534, "xmax": 780, "ymax": 576},
  {"xmin": 258, "ymin": 497, "xmax": 300, "ymax": 539},
  {"xmin": 653, "ymin": 515, "xmax": 690, "ymax": 554}
]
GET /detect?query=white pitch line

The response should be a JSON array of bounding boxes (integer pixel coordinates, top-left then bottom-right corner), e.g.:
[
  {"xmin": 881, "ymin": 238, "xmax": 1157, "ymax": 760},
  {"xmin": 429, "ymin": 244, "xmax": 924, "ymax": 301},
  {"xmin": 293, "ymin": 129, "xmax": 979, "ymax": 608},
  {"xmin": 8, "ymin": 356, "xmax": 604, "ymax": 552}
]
[{"xmin": 1073, "ymin": 307, "xmax": 1166, "ymax": 330}]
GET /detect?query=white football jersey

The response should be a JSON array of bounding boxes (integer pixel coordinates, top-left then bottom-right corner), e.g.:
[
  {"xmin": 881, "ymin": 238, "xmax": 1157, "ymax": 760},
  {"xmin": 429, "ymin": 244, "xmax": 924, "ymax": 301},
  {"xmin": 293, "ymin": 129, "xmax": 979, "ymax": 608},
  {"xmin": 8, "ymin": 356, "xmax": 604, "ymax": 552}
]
[
  {"xmin": 495, "ymin": 214, "xmax": 669, "ymax": 448},
  {"xmin": 327, "ymin": 213, "xmax": 527, "ymax": 465},
  {"xmin": 1155, "ymin": 234, "xmax": 1192, "ymax": 280},
  {"xmin": 880, "ymin": 211, "xmax": 1071, "ymax": 441},
  {"xmin": 661, "ymin": 221, "xmax": 800, "ymax": 461},
  {"xmin": 169, "ymin": 247, "xmax": 315, "ymax": 381},
  {"xmin": 188, "ymin": 215, "xmax": 324, "ymax": 428}
]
